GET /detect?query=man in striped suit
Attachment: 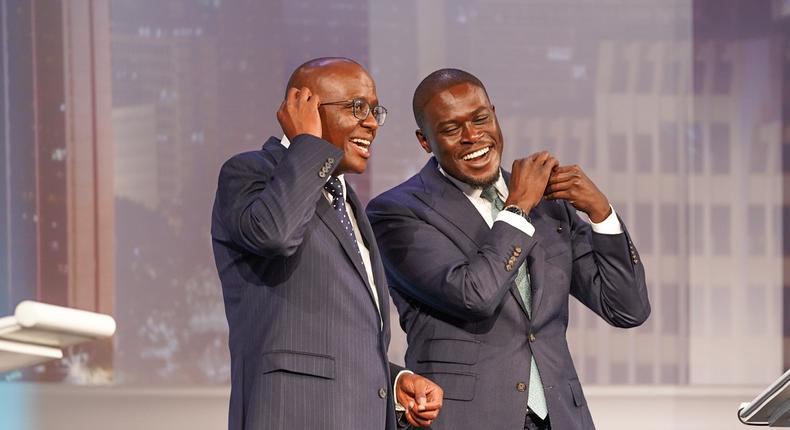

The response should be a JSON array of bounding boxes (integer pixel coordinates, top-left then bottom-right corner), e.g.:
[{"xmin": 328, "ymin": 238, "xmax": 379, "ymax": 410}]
[{"xmin": 211, "ymin": 57, "xmax": 443, "ymax": 430}]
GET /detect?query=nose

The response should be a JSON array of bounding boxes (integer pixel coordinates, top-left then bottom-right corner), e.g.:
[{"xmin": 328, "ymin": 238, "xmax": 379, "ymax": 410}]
[
  {"xmin": 460, "ymin": 122, "xmax": 482, "ymax": 144},
  {"xmin": 360, "ymin": 110, "xmax": 379, "ymax": 131}
]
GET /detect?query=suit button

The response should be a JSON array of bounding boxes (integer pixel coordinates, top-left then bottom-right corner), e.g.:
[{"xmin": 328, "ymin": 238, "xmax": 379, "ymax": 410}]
[
  {"xmin": 514, "ymin": 246, "xmax": 522, "ymax": 253},
  {"xmin": 557, "ymin": 225, "xmax": 563, "ymax": 233},
  {"xmin": 516, "ymin": 382, "xmax": 527, "ymax": 392},
  {"xmin": 327, "ymin": 157, "xmax": 335, "ymax": 164},
  {"xmin": 318, "ymin": 171, "xmax": 326, "ymax": 178},
  {"xmin": 378, "ymin": 388, "xmax": 387, "ymax": 399},
  {"xmin": 528, "ymin": 333, "xmax": 536, "ymax": 342},
  {"xmin": 508, "ymin": 256, "xmax": 516, "ymax": 264},
  {"xmin": 506, "ymin": 263, "xmax": 513, "ymax": 271}
]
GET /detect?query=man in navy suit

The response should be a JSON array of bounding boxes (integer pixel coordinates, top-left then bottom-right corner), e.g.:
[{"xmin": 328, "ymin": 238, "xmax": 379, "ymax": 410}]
[
  {"xmin": 211, "ymin": 57, "xmax": 442, "ymax": 430},
  {"xmin": 367, "ymin": 69, "xmax": 650, "ymax": 430}
]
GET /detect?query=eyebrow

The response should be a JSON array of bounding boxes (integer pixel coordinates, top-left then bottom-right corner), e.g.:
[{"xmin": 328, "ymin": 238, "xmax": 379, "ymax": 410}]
[{"xmin": 435, "ymin": 106, "xmax": 491, "ymax": 128}]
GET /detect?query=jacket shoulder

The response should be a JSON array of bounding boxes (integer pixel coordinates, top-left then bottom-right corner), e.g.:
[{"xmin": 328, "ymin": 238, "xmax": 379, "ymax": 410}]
[
  {"xmin": 220, "ymin": 143, "xmax": 281, "ymax": 174},
  {"xmin": 367, "ymin": 172, "xmax": 424, "ymax": 211}
]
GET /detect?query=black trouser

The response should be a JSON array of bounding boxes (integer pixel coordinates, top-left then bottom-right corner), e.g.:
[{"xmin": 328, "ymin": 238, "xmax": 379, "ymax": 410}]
[{"xmin": 524, "ymin": 409, "xmax": 551, "ymax": 430}]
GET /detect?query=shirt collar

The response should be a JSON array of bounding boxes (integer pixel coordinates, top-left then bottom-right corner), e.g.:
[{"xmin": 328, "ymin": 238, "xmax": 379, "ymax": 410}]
[
  {"xmin": 437, "ymin": 162, "xmax": 508, "ymax": 200},
  {"xmin": 280, "ymin": 135, "xmax": 291, "ymax": 148}
]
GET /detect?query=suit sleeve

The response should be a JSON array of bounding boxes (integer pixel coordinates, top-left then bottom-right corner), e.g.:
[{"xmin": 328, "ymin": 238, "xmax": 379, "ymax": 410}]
[
  {"xmin": 367, "ymin": 194, "xmax": 536, "ymax": 322},
  {"xmin": 214, "ymin": 134, "xmax": 344, "ymax": 257},
  {"xmin": 566, "ymin": 204, "xmax": 651, "ymax": 328}
]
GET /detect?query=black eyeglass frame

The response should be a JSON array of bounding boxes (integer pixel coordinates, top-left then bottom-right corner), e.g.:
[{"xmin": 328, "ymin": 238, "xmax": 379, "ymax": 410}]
[{"xmin": 319, "ymin": 98, "xmax": 388, "ymax": 126}]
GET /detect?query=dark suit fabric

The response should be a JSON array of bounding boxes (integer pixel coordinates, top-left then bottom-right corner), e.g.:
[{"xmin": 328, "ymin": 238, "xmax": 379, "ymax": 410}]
[
  {"xmin": 366, "ymin": 158, "xmax": 650, "ymax": 430},
  {"xmin": 212, "ymin": 135, "xmax": 398, "ymax": 430}
]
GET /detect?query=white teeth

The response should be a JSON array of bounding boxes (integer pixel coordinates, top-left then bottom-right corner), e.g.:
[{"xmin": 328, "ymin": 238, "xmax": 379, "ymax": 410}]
[
  {"xmin": 463, "ymin": 147, "xmax": 490, "ymax": 161},
  {"xmin": 351, "ymin": 138, "xmax": 371, "ymax": 147}
]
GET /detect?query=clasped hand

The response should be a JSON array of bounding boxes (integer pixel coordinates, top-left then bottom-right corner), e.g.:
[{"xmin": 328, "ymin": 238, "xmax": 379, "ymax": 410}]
[
  {"xmin": 506, "ymin": 151, "xmax": 611, "ymax": 223},
  {"xmin": 395, "ymin": 372, "xmax": 443, "ymax": 428}
]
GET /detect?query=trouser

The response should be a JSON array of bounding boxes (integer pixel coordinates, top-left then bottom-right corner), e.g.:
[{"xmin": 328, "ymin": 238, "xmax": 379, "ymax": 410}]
[{"xmin": 524, "ymin": 408, "xmax": 551, "ymax": 430}]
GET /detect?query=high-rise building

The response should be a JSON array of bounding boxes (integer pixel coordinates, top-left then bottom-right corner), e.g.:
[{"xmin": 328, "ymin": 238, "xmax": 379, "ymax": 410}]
[{"xmin": 371, "ymin": 0, "xmax": 785, "ymax": 386}]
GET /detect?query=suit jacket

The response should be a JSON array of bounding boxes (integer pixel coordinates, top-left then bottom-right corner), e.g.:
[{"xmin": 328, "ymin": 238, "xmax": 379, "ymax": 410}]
[
  {"xmin": 212, "ymin": 135, "xmax": 399, "ymax": 430},
  {"xmin": 366, "ymin": 158, "xmax": 650, "ymax": 430}
]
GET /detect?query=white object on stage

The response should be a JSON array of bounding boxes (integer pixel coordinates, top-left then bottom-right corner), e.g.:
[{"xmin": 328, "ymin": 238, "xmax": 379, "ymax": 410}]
[
  {"xmin": 0, "ymin": 301, "xmax": 116, "ymax": 373},
  {"xmin": 739, "ymin": 368, "xmax": 790, "ymax": 427}
]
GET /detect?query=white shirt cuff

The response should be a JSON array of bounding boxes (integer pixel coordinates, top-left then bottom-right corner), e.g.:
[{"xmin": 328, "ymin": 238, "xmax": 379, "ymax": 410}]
[
  {"xmin": 590, "ymin": 205, "xmax": 622, "ymax": 234},
  {"xmin": 393, "ymin": 369, "xmax": 413, "ymax": 411},
  {"xmin": 495, "ymin": 210, "xmax": 535, "ymax": 236}
]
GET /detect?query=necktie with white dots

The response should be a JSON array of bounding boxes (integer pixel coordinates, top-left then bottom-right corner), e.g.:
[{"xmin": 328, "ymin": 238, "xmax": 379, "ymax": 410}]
[{"xmin": 324, "ymin": 177, "xmax": 363, "ymax": 262}]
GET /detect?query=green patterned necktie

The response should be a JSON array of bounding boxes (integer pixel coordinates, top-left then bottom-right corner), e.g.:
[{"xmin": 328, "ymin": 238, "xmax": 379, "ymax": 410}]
[{"xmin": 481, "ymin": 186, "xmax": 549, "ymax": 419}]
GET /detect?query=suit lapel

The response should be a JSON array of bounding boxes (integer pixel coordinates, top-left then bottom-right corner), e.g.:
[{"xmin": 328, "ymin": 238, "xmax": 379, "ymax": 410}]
[
  {"xmin": 314, "ymin": 189, "xmax": 374, "ymax": 300},
  {"xmin": 508, "ymin": 283, "xmax": 530, "ymax": 320},
  {"xmin": 524, "ymin": 212, "xmax": 547, "ymax": 321},
  {"xmin": 413, "ymin": 159, "xmax": 490, "ymax": 248},
  {"xmin": 346, "ymin": 184, "xmax": 388, "ymax": 326}
]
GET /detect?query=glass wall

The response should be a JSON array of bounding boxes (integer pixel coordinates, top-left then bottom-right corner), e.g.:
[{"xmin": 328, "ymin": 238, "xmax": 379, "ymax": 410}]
[{"xmin": 2, "ymin": 0, "xmax": 788, "ymax": 401}]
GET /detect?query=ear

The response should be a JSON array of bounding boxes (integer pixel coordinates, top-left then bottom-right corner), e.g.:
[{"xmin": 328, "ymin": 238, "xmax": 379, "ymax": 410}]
[{"xmin": 416, "ymin": 129, "xmax": 432, "ymax": 154}]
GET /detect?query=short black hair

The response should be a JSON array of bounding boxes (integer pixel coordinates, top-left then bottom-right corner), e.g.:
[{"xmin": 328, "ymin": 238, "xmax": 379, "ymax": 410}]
[{"xmin": 412, "ymin": 68, "xmax": 489, "ymax": 130}]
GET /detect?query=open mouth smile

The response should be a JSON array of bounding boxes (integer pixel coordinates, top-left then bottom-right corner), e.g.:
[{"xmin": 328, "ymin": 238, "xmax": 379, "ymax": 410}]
[
  {"xmin": 462, "ymin": 146, "xmax": 491, "ymax": 161},
  {"xmin": 350, "ymin": 138, "xmax": 372, "ymax": 157}
]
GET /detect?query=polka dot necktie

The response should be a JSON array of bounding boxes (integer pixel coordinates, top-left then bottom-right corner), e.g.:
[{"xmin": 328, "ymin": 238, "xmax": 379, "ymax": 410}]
[
  {"xmin": 324, "ymin": 177, "xmax": 363, "ymax": 262},
  {"xmin": 481, "ymin": 185, "xmax": 548, "ymax": 419}
]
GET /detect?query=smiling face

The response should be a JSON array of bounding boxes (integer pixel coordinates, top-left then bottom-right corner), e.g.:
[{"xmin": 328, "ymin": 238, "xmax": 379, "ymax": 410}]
[
  {"xmin": 416, "ymin": 82, "xmax": 503, "ymax": 188},
  {"xmin": 308, "ymin": 62, "xmax": 379, "ymax": 175}
]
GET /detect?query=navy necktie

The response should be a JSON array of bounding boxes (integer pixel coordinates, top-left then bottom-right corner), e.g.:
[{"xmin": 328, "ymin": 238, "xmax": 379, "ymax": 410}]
[{"xmin": 324, "ymin": 177, "xmax": 363, "ymax": 261}]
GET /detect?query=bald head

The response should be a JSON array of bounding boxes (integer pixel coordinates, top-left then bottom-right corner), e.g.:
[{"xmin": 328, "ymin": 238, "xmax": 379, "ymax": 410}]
[
  {"xmin": 279, "ymin": 57, "xmax": 379, "ymax": 175},
  {"xmin": 412, "ymin": 68, "xmax": 489, "ymax": 131},
  {"xmin": 286, "ymin": 57, "xmax": 367, "ymax": 98}
]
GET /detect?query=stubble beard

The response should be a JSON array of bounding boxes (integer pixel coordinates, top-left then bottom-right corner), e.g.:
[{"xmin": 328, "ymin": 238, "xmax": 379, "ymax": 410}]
[{"xmin": 463, "ymin": 169, "xmax": 500, "ymax": 189}]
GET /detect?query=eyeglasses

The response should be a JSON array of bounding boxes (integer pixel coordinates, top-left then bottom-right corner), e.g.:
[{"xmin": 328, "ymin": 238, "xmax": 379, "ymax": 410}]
[{"xmin": 319, "ymin": 98, "xmax": 388, "ymax": 126}]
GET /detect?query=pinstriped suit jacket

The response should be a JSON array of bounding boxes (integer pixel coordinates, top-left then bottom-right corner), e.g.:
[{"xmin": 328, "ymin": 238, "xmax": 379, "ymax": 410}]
[
  {"xmin": 367, "ymin": 158, "xmax": 650, "ymax": 430},
  {"xmin": 212, "ymin": 135, "xmax": 398, "ymax": 430}
]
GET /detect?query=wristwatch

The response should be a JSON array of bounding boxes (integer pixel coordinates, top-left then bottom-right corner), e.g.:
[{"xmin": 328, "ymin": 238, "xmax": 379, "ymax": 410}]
[{"xmin": 503, "ymin": 204, "xmax": 529, "ymax": 221}]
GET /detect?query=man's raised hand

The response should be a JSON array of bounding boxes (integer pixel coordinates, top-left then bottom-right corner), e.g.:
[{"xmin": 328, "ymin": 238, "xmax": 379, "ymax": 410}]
[{"xmin": 277, "ymin": 86, "xmax": 322, "ymax": 140}]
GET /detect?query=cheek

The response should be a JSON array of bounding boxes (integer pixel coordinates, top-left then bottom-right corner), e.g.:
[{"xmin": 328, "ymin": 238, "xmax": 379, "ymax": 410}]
[
  {"xmin": 432, "ymin": 138, "xmax": 456, "ymax": 158},
  {"xmin": 322, "ymin": 120, "xmax": 352, "ymax": 149},
  {"xmin": 329, "ymin": 118, "xmax": 357, "ymax": 139}
]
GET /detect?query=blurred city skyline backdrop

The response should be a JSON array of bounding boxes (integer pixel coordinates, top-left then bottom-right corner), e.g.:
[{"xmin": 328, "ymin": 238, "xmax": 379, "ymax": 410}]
[{"xmin": 1, "ymin": 0, "xmax": 789, "ymax": 400}]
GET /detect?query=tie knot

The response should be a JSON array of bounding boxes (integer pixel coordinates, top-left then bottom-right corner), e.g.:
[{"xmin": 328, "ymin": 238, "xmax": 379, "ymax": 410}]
[
  {"xmin": 323, "ymin": 176, "xmax": 344, "ymax": 200},
  {"xmin": 480, "ymin": 185, "xmax": 499, "ymax": 204}
]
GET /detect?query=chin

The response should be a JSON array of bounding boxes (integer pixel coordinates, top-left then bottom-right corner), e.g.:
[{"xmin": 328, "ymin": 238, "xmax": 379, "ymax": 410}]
[
  {"xmin": 461, "ymin": 168, "xmax": 500, "ymax": 188},
  {"xmin": 341, "ymin": 162, "xmax": 368, "ymax": 175},
  {"xmin": 466, "ymin": 176, "xmax": 499, "ymax": 188}
]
